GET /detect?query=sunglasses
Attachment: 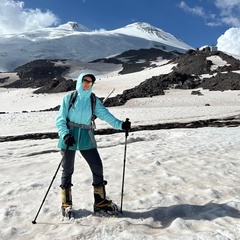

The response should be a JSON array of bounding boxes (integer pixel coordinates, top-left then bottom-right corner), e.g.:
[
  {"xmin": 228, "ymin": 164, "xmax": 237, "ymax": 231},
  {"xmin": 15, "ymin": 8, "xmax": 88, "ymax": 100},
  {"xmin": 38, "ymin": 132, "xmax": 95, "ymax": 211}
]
[{"xmin": 82, "ymin": 79, "xmax": 93, "ymax": 86}]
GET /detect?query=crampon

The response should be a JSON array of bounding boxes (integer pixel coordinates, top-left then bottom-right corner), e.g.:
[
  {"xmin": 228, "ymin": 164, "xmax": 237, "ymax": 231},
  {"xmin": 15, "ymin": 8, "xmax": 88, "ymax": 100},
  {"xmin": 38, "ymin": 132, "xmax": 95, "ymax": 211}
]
[
  {"xmin": 61, "ymin": 206, "xmax": 74, "ymax": 220},
  {"xmin": 94, "ymin": 199, "xmax": 119, "ymax": 217}
]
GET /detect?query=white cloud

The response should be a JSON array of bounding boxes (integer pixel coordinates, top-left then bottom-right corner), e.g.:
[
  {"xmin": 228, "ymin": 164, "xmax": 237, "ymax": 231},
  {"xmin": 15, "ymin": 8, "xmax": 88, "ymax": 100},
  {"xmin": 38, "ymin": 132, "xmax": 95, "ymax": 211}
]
[
  {"xmin": 214, "ymin": 0, "xmax": 240, "ymax": 26},
  {"xmin": 214, "ymin": 0, "xmax": 240, "ymax": 10},
  {"xmin": 217, "ymin": 27, "xmax": 240, "ymax": 56},
  {"xmin": 0, "ymin": 0, "xmax": 59, "ymax": 34},
  {"xmin": 179, "ymin": 0, "xmax": 240, "ymax": 27},
  {"xmin": 179, "ymin": 1, "xmax": 205, "ymax": 17},
  {"xmin": 179, "ymin": 0, "xmax": 240, "ymax": 56},
  {"xmin": 178, "ymin": 1, "xmax": 220, "ymax": 27}
]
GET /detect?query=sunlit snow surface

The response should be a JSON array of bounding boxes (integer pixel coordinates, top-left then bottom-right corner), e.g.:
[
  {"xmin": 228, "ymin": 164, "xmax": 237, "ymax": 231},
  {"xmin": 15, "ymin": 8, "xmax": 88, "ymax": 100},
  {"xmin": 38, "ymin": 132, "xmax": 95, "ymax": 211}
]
[{"xmin": 0, "ymin": 58, "xmax": 240, "ymax": 240}]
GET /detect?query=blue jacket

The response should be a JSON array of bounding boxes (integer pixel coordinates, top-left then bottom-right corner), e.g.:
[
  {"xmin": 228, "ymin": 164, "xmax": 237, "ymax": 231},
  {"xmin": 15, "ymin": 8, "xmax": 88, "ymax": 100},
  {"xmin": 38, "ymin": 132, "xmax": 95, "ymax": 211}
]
[{"xmin": 55, "ymin": 73, "xmax": 123, "ymax": 150}]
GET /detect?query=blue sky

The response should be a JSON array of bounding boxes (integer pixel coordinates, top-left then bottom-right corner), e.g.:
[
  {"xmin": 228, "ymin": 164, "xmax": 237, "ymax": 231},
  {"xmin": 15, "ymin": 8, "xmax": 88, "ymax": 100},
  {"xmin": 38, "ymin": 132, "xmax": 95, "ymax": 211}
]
[{"xmin": 1, "ymin": 0, "xmax": 240, "ymax": 48}]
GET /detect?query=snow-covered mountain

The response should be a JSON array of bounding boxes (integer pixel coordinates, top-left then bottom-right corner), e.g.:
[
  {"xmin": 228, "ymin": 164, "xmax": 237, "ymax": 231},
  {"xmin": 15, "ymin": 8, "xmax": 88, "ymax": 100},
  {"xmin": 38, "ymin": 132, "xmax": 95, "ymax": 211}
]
[{"xmin": 0, "ymin": 22, "xmax": 193, "ymax": 72}]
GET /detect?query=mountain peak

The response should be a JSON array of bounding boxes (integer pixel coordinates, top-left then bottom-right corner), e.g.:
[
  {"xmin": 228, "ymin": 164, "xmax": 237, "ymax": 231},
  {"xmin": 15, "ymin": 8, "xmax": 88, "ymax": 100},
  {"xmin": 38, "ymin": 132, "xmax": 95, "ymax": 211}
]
[
  {"xmin": 56, "ymin": 22, "xmax": 90, "ymax": 32},
  {"xmin": 120, "ymin": 22, "xmax": 191, "ymax": 48},
  {"xmin": 126, "ymin": 22, "xmax": 159, "ymax": 30},
  {"xmin": 125, "ymin": 22, "xmax": 163, "ymax": 32}
]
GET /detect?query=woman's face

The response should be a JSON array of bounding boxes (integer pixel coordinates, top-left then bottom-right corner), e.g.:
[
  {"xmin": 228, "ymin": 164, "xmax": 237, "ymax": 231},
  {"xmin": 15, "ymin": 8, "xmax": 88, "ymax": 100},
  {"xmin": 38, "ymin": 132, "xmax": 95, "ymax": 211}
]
[{"xmin": 82, "ymin": 76, "xmax": 93, "ymax": 91}]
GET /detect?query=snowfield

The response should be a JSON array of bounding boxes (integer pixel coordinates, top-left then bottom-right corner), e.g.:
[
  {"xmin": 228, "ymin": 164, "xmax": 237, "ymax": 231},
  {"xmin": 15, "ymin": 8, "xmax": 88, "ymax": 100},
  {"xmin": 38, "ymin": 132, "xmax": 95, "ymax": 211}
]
[
  {"xmin": 0, "ymin": 60, "xmax": 240, "ymax": 240},
  {"xmin": 1, "ymin": 127, "xmax": 240, "ymax": 240}
]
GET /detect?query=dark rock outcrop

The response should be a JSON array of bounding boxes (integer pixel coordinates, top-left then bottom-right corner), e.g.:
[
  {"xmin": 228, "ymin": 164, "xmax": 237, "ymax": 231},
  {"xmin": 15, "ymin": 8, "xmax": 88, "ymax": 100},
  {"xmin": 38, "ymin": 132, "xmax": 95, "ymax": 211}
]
[
  {"xmin": 169, "ymin": 49, "xmax": 240, "ymax": 91},
  {"xmin": 4, "ymin": 59, "xmax": 74, "ymax": 92},
  {"xmin": 2, "ymin": 48, "xmax": 240, "ymax": 102},
  {"xmin": 92, "ymin": 48, "xmax": 181, "ymax": 75},
  {"xmin": 0, "ymin": 76, "xmax": 9, "ymax": 83},
  {"xmin": 14, "ymin": 59, "xmax": 69, "ymax": 81},
  {"xmin": 199, "ymin": 72, "xmax": 240, "ymax": 91},
  {"xmin": 33, "ymin": 77, "xmax": 76, "ymax": 94}
]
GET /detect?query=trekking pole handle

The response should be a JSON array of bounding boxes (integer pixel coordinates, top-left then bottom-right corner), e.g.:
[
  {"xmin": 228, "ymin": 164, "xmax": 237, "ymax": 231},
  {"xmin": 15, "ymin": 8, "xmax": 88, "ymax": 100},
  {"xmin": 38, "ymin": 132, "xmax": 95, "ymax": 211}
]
[{"xmin": 125, "ymin": 118, "xmax": 130, "ymax": 138}]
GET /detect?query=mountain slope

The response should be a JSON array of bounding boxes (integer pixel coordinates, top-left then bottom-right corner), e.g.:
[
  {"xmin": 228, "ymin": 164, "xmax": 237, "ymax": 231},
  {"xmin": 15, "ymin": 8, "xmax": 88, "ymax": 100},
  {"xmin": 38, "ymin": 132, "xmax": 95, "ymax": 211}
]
[{"xmin": 0, "ymin": 22, "xmax": 193, "ymax": 72}]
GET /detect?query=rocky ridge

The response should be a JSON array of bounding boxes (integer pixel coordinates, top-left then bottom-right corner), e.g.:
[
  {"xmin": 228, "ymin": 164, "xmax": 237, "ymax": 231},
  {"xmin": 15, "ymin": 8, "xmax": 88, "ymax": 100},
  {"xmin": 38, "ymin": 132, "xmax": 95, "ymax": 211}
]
[{"xmin": 2, "ymin": 47, "xmax": 240, "ymax": 105}]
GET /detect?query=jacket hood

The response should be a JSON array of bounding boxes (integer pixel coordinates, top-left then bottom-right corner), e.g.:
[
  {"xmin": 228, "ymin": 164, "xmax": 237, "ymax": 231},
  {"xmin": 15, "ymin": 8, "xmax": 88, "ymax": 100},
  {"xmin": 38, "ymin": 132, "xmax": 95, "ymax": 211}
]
[{"xmin": 76, "ymin": 72, "xmax": 96, "ymax": 97}]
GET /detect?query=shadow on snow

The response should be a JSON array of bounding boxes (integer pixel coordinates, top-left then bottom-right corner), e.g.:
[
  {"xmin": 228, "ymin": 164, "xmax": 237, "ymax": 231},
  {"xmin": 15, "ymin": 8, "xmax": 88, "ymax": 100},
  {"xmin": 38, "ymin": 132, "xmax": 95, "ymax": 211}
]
[{"xmin": 122, "ymin": 202, "xmax": 240, "ymax": 228}]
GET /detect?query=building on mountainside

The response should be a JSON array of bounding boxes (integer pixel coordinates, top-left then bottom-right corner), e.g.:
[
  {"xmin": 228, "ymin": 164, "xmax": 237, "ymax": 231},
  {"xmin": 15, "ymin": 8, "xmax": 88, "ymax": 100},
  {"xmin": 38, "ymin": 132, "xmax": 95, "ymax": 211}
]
[{"xmin": 210, "ymin": 46, "xmax": 218, "ymax": 52}]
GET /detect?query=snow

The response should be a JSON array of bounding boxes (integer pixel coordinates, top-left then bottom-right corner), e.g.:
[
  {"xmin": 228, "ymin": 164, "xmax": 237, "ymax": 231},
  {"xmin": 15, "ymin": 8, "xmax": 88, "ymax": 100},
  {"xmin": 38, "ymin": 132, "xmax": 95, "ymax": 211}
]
[
  {"xmin": 0, "ymin": 21, "xmax": 192, "ymax": 72},
  {"xmin": 206, "ymin": 56, "xmax": 230, "ymax": 71},
  {"xmin": 0, "ymin": 58, "xmax": 240, "ymax": 240},
  {"xmin": 111, "ymin": 23, "xmax": 191, "ymax": 50}
]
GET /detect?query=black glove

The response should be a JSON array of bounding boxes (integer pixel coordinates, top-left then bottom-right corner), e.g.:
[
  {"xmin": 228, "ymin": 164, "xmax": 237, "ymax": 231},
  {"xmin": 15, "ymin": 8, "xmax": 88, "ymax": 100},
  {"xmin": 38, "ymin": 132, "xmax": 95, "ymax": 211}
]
[
  {"xmin": 64, "ymin": 134, "xmax": 76, "ymax": 147},
  {"xmin": 122, "ymin": 118, "xmax": 131, "ymax": 130}
]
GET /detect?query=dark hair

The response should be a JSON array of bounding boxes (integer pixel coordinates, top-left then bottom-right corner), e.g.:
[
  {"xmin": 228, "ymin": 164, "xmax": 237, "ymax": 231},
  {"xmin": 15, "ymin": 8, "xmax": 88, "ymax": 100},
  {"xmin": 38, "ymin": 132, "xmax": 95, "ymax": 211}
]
[{"xmin": 83, "ymin": 74, "xmax": 96, "ymax": 82}]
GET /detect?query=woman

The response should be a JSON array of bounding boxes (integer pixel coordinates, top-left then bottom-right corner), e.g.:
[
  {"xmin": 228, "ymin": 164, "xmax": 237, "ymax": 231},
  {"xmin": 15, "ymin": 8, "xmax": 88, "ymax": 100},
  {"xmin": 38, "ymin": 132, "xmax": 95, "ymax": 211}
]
[{"xmin": 55, "ymin": 72, "xmax": 130, "ymax": 217}]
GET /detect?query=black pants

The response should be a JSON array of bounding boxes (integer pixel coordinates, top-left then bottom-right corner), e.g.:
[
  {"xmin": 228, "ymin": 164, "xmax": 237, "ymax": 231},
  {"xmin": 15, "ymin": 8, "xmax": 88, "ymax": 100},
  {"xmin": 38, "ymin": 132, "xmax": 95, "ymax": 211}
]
[{"xmin": 61, "ymin": 148, "xmax": 104, "ymax": 188}]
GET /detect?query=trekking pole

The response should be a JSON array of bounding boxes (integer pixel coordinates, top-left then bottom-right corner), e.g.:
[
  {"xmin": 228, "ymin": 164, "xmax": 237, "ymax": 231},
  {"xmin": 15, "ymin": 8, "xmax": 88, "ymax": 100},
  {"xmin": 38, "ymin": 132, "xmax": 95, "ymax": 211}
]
[
  {"xmin": 32, "ymin": 145, "xmax": 69, "ymax": 224},
  {"xmin": 92, "ymin": 88, "xmax": 115, "ymax": 129},
  {"xmin": 120, "ymin": 118, "xmax": 130, "ymax": 214},
  {"xmin": 102, "ymin": 88, "xmax": 115, "ymax": 104}
]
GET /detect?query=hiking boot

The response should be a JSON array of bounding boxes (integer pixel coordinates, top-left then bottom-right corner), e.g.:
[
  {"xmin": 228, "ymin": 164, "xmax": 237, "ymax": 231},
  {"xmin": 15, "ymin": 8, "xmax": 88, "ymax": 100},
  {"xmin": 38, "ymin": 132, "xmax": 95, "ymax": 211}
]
[
  {"xmin": 94, "ymin": 199, "xmax": 118, "ymax": 214},
  {"xmin": 61, "ymin": 186, "xmax": 73, "ymax": 218},
  {"xmin": 93, "ymin": 181, "xmax": 118, "ymax": 214}
]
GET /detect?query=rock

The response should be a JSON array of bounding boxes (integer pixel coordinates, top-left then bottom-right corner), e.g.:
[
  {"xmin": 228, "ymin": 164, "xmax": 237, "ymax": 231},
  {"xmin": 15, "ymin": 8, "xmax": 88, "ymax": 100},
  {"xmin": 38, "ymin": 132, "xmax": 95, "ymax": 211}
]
[
  {"xmin": 191, "ymin": 90, "xmax": 203, "ymax": 95},
  {"xmin": 199, "ymin": 72, "xmax": 240, "ymax": 91},
  {"xmin": 3, "ymin": 59, "xmax": 72, "ymax": 92},
  {"xmin": 0, "ymin": 76, "xmax": 9, "ymax": 83}
]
